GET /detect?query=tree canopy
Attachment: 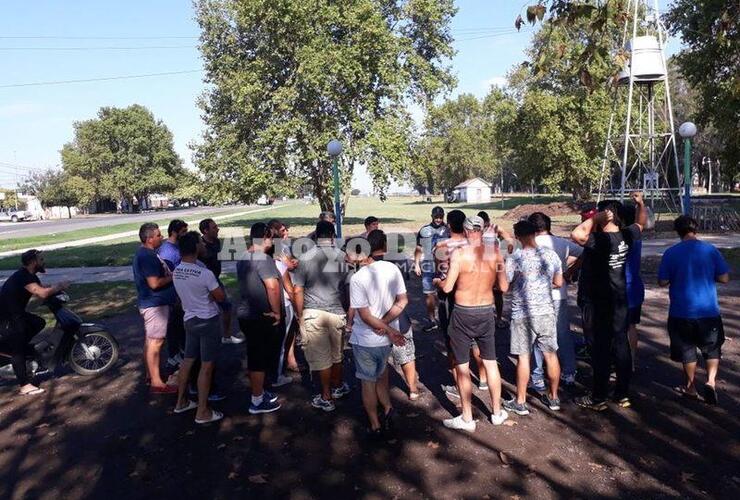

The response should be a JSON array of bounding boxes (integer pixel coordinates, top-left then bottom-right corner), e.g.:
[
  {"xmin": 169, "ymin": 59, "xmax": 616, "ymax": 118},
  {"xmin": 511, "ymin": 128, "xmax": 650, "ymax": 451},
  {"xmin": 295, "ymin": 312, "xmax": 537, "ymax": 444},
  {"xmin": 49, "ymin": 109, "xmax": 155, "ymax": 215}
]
[
  {"xmin": 21, "ymin": 169, "xmax": 95, "ymax": 216},
  {"xmin": 413, "ymin": 89, "xmax": 515, "ymax": 194},
  {"xmin": 194, "ymin": 0, "xmax": 456, "ymax": 210},
  {"xmin": 665, "ymin": 0, "xmax": 739, "ymax": 183},
  {"xmin": 61, "ymin": 104, "xmax": 184, "ymax": 211}
]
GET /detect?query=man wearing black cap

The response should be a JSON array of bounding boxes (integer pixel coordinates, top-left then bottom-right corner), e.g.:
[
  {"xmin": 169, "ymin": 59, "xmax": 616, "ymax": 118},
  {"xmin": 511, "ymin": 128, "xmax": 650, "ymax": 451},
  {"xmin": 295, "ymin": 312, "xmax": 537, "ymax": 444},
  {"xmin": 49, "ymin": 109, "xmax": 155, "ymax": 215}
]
[
  {"xmin": 0, "ymin": 250, "xmax": 68, "ymax": 395},
  {"xmin": 414, "ymin": 206, "xmax": 449, "ymax": 331}
]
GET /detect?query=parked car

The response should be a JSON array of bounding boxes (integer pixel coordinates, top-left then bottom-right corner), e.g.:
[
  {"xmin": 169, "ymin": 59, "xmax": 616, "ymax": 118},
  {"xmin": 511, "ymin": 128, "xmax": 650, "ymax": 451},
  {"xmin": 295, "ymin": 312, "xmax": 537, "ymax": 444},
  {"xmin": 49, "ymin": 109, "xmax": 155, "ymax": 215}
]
[{"xmin": 0, "ymin": 208, "xmax": 28, "ymax": 222}]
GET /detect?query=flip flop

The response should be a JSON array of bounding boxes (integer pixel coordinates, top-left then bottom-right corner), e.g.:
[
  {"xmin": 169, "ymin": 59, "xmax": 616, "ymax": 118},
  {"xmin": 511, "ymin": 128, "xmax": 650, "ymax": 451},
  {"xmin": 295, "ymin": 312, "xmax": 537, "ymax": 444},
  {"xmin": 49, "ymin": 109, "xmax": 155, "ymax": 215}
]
[
  {"xmin": 195, "ymin": 410, "xmax": 224, "ymax": 425},
  {"xmin": 174, "ymin": 400, "xmax": 198, "ymax": 414},
  {"xmin": 703, "ymin": 385, "xmax": 718, "ymax": 405},
  {"xmin": 20, "ymin": 387, "xmax": 45, "ymax": 396},
  {"xmin": 673, "ymin": 386, "xmax": 699, "ymax": 400}
]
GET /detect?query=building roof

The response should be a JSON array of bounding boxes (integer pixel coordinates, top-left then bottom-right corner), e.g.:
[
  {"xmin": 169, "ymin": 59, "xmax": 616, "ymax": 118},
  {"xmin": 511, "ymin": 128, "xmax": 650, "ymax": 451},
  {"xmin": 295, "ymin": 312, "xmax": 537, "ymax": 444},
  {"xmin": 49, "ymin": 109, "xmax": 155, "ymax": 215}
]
[{"xmin": 454, "ymin": 177, "xmax": 492, "ymax": 189}]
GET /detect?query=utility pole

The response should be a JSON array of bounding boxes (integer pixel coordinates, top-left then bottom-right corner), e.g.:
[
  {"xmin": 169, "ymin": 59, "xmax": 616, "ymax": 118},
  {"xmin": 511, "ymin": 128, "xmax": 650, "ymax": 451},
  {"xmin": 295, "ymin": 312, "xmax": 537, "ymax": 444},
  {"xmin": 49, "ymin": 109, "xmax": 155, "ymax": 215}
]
[{"xmin": 13, "ymin": 151, "xmax": 18, "ymax": 210}]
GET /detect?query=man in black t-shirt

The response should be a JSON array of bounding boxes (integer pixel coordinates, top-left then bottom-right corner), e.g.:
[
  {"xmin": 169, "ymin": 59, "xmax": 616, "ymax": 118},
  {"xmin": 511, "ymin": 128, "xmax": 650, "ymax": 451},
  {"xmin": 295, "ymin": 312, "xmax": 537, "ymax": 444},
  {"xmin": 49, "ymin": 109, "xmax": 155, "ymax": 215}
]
[
  {"xmin": 571, "ymin": 192, "xmax": 646, "ymax": 410},
  {"xmin": 199, "ymin": 218, "xmax": 241, "ymax": 344},
  {"xmin": 0, "ymin": 250, "xmax": 68, "ymax": 395}
]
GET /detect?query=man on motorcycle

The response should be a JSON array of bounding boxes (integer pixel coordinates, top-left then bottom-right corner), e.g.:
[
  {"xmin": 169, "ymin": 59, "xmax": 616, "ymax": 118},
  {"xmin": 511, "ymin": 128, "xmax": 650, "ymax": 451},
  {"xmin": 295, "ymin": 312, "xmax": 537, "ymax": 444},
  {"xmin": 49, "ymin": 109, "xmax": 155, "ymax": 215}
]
[{"xmin": 0, "ymin": 249, "xmax": 68, "ymax": 395}]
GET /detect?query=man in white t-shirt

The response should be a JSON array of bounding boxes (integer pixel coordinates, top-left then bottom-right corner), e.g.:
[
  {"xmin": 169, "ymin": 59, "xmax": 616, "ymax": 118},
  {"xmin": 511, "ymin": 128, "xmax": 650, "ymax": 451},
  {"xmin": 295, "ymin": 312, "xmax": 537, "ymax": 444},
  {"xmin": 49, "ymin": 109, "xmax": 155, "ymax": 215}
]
[
  {"xmin": 349, "ymin": 230, "xmax": 407, "ymax": 437},
  {"xmin": 171, "ymin": 231, "xmax": 225, "ymax": 425},
  {"xmin": 528, "ymin": 212, "xmax": 582, "ymax": 389}
]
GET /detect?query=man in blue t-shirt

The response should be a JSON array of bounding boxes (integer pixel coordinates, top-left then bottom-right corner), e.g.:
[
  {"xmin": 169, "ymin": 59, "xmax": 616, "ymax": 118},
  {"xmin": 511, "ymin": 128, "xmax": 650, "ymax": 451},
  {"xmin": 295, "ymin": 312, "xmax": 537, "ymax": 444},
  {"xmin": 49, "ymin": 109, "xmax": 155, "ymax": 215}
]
[
  {"xmin": 158, "ymin": 219, "xmax": 189, "ymax": 367},
  {"xmin": 133, "ymin": 222, "xmax": 177, "ymax": 394},
  {"xmin": 658, "ymin": 215, "xmax": 730, "ymax": 405}
]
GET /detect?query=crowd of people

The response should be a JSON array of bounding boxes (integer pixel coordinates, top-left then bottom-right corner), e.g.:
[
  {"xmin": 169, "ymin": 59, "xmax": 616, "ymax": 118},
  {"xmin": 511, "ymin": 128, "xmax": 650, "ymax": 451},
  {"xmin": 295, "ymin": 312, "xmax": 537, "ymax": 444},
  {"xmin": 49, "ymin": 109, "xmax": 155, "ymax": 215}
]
[{"xmin": 0, "ymin": 194, "xmax": 730, "ymax": 437}]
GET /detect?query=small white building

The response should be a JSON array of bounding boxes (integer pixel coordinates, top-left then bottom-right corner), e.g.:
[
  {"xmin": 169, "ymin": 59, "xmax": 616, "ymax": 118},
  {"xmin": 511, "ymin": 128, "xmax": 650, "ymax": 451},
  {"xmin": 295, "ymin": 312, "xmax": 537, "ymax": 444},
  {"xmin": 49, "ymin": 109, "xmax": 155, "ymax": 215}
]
[{"xmin": 450, "ymin": 177, "xmax": 492, "ymax": 203}]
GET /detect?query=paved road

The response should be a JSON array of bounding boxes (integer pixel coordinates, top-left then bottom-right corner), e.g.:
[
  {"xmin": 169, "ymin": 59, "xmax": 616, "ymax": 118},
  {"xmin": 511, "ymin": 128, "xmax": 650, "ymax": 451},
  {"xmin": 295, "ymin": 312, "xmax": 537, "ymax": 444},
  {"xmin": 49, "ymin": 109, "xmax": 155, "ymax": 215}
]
[
  {"xmin": 0, "ymin": 204, "xmax": 286, "ymax": 259},
  {"xmin": 0, "ymin": 204, "xmax": 258, "ymax": 238},
  {"xmin": 1, "ymin": 233, "xmax": 737, "ymax": 285}
]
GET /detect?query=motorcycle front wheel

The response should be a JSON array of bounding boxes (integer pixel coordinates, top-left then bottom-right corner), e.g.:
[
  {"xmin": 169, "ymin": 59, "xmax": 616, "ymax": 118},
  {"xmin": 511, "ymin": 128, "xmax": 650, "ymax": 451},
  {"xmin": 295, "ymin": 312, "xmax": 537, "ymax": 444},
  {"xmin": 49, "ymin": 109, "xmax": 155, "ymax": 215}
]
[{"xmin": 68, "ymin": 331, "xmax": 119, "ymax": 376}]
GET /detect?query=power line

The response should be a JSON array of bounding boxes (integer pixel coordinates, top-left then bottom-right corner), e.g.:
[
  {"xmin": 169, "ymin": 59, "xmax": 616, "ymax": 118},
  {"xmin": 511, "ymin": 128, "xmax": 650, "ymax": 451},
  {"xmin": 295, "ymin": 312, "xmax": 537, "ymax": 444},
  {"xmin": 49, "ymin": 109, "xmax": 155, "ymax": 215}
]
[
  {"xmin": 0, "ymin": 35, "xmax": 199, "ymax": 40},
  {"xmin": 0, "ymin": 69, "xmax": 203, "ymax": 89},
  {"xmin": 0, "ymin": 45, "xmax": 197, "ymax": 51},
  {"xmin": 0, "ymin": 25, "xmax": 522, "ymax": 43},
  {"xmin": 454, "ymin": 29, "xmax": 527, "ymax": 42}
]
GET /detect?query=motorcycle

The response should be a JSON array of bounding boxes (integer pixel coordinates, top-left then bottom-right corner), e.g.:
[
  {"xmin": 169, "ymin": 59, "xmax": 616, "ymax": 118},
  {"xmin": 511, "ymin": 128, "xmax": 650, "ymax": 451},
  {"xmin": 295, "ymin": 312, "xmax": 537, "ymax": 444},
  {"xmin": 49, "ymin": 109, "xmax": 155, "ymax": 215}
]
[{"xmin": 0, "ymin": 292, "xmax": 119, "ymax": 378}]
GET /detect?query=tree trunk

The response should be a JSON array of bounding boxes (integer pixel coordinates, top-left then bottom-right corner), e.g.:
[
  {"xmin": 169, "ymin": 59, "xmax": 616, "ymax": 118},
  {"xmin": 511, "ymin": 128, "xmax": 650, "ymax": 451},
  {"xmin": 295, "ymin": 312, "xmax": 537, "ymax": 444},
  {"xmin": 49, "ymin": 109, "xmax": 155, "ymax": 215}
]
[{"xmin": 67, "ymin": 206, "xmax": 72, "ymax": 219}]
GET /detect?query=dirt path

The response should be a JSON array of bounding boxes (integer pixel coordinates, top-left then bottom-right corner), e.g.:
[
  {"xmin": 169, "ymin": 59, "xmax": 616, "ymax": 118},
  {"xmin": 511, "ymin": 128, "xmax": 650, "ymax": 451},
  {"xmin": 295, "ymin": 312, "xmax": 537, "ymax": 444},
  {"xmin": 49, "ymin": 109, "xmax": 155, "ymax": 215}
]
[{"xmin": 1, "ymin": 277, "xmax": 738, "ymax": 499}]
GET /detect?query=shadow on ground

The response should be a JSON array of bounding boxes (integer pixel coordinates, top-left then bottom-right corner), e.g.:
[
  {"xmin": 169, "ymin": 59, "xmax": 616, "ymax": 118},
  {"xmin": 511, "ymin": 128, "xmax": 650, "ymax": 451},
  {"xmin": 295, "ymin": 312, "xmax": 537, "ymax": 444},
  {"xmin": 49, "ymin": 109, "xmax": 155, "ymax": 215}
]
[{"xmin": 0, "ymin": 276, "xmax": 738, "ymax": 499}]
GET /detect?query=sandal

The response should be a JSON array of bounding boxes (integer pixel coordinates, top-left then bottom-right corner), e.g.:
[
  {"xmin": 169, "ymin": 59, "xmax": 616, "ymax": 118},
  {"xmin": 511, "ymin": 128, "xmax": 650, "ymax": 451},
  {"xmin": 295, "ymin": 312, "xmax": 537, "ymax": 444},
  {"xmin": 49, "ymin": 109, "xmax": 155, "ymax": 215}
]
[
  {"xmin": 703, "ymin": 385, "xmax": 718, "ymax": 405},
  {"xmin": 174, "ymin": 400, "xmax": 198, "ymax": 414},
  {"xmin": 409, "ymin": 391, "xmax": 420, "ymax": 401},
  {"xmin": 195, "ymin": 410, "xmax": 224, "ymax": 425},
  {"xmin": 674, "ymin": 386, "xmax": 699, "ymax": 400}
]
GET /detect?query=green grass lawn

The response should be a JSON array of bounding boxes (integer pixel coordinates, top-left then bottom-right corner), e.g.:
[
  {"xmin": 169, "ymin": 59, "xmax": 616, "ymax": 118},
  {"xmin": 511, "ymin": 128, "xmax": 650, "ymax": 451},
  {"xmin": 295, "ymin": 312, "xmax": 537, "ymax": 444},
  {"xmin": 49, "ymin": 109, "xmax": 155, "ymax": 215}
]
[
  {"xmin": 27, "ymin": 281, "xmax": 138, "ymax": 324},
  {"xmin": 0, "ymin": 206, "xmax": 263, "ymax": 253},
  {"xmin": 1, "ymin": 194, "xmax": 590, "ymax": 269},
  {"xmin": 26, "ymin": 276, "xmax": 242, "ymax": 325}
]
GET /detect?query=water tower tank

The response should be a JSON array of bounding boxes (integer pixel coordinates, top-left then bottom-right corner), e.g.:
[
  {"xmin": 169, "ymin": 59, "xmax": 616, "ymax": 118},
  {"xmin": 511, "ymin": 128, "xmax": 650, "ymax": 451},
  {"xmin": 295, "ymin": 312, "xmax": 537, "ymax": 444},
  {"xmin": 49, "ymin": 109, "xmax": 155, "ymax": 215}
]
[{"xmin": 617, "ymin": 36, "xmax": 666, "ymax": 85}]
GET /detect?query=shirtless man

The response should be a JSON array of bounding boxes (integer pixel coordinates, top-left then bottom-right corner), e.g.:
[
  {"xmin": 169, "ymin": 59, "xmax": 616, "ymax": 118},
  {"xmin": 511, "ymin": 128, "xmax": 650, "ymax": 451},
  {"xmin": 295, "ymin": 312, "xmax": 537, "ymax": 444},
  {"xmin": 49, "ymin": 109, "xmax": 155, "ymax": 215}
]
[
  {"xmin": 435, "ymin": 215, "xmax": 509, "ymax": 431},
  {"xmin": 432, "ymin": 210, "xmax": 468, "ymax": 398}
]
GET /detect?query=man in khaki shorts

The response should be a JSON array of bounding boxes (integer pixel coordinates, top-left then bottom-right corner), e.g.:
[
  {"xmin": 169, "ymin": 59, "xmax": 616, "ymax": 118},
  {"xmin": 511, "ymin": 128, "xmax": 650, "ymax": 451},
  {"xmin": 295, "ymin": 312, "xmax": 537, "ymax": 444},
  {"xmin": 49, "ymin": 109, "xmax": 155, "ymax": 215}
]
[{"xmin": 293, "ymin": 221, "xmax": 350, "ymax": 412}]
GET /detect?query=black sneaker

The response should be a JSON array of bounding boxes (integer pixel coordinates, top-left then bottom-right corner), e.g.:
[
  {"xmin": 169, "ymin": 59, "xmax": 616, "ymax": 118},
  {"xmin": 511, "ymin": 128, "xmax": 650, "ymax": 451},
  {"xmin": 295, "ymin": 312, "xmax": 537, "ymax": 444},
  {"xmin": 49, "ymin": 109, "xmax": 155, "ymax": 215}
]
[
  {"xmin": 575, "ymin": 395, "xmax": 607, "ymax": 411},
  {"xmin": 576, "ymin": 345, "xmax": 591, "ymax": 361},
  {"xmin": 703, "ymin": 385, "xmax": 718, "ymax": 405},
  {"xmin": 503, "ymin": 398, "xmax": 530, "ymax": 416},
  {"xmin": 540, "ymin": 393, "xmax": 561, "ymax": 411},
  {"xmin": 381, "ymin": 407, "xmax": 395, "ymax": 432}
]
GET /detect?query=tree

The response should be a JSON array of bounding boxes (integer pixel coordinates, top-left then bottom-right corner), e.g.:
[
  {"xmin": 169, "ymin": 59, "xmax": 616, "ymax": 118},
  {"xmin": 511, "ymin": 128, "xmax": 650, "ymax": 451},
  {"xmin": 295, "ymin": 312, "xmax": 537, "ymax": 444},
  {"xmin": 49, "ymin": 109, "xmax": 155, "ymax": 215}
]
[
  {"xmin": 61, "ymin": 104, "xmax": 184, "ymax": 211},
  {"xmin": 21, "ymin": 169, "xmax": 94, "ymax": 217},
  {"xmin": 502, "ymin": 7, "xmax": 622, "ymax": 198},
  {"xmin": 414, "ymin": 90, "xmax": 515, "ymax": 194},
  {"xmin": 0, "ymin": 190, "xmax": 25, "ymax": 211},
  {"xmin": 194, "ymin": 0, "xmax": 456, "ymax": 211},
  {"xmin": 665, "ymin": 0, "xmax": 739, "ymax": 184}
]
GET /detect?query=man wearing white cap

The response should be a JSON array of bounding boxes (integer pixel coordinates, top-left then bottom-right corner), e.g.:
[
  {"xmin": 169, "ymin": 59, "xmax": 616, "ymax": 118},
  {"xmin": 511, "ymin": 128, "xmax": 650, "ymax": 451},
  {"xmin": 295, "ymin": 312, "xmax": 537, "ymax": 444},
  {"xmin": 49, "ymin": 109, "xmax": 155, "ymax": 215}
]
[{"xmin": 434, "ymin": 215, "xmax": 509, "ymax": 431}]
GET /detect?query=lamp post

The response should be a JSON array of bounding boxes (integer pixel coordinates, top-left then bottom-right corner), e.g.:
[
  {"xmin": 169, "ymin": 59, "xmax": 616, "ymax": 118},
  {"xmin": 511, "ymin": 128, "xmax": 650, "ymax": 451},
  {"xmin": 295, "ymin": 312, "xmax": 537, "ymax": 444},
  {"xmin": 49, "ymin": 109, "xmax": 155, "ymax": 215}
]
[
  {"xmin": 327, "ymin": 139, "xmax": 343, "ymax": 238},
  {"xmin": 678, "ymin": 122, "xmax": 696, "ymax": 215}
]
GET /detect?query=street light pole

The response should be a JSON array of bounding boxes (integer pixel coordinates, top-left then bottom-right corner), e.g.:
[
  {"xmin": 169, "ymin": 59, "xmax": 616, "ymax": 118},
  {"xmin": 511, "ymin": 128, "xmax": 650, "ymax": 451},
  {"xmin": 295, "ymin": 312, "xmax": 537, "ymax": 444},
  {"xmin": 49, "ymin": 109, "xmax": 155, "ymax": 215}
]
[
  {"xmin": 327, "ymin": 139, "xmax": 343, "ymax": 238},
  {"xmin": 678, "ymin": 122, "xmax": 697, "ymax": 216}
]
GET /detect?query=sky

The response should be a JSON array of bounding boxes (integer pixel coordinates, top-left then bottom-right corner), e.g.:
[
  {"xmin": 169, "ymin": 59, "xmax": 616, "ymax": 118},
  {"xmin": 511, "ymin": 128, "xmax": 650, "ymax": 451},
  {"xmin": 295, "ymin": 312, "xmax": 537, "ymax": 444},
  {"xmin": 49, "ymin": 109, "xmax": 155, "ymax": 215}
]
[{"xmin": 0, "ymin": 0, "xmax": 680, "ymax": 192}]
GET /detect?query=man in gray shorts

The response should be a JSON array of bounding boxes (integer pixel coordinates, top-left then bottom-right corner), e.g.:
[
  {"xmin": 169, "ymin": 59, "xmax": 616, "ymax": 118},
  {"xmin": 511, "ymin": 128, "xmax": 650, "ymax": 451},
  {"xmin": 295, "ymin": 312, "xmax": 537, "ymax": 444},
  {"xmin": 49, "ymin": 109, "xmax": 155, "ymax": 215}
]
[
  {"xmin": 435, "ymin": 215, "xmax": 509, "ymax": 431},
  {"xmin": 171, "ymin": 231, "xmax": 225, "ymax": 425},
  {"xmin": 504, "ymin": 220, "xmax": 563, "ymax": 415}
]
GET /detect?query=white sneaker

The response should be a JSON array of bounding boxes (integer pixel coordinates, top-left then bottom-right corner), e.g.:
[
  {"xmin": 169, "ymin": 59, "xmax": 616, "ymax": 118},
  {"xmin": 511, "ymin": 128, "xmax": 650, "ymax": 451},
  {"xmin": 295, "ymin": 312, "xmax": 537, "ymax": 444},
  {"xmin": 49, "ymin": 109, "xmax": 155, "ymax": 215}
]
[
  {"xmin": 222, "ymin": 335, "xmax": 245, "ymax": 345},
  {"xmin": 490, "ymin": 409, "xmax": 509, "ymax": 426},
  {"xmin": 273, "ymin": 375, "xmax": 293, "ymax": 387},
  {"xmin": 443, "ymin": 415, "xmax": 476, "ymax": 432}
]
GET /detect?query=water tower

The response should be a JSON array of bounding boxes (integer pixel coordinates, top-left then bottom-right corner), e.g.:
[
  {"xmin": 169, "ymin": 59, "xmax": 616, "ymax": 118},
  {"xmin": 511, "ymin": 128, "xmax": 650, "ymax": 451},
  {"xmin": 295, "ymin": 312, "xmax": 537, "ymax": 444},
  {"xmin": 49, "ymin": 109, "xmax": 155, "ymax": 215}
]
[{"xmin": 597, "ymin": 0, "xmax": 682, "ymax": 213}]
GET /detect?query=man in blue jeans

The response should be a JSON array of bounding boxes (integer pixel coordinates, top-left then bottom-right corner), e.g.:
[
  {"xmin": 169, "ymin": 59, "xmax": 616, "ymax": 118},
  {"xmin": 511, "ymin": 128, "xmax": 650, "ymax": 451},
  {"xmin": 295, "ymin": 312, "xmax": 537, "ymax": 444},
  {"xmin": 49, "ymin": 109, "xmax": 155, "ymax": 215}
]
[
  {"xmin": 527, "ymin": 212, "xmax": 582, "ymax": 390},
  {"xmin": 658, "ymin": 215, "xmax": 729, "ymax": 405},
  {"xmin": 349, "ymin": 230, "xmax": 407, "ymax": 437}
]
